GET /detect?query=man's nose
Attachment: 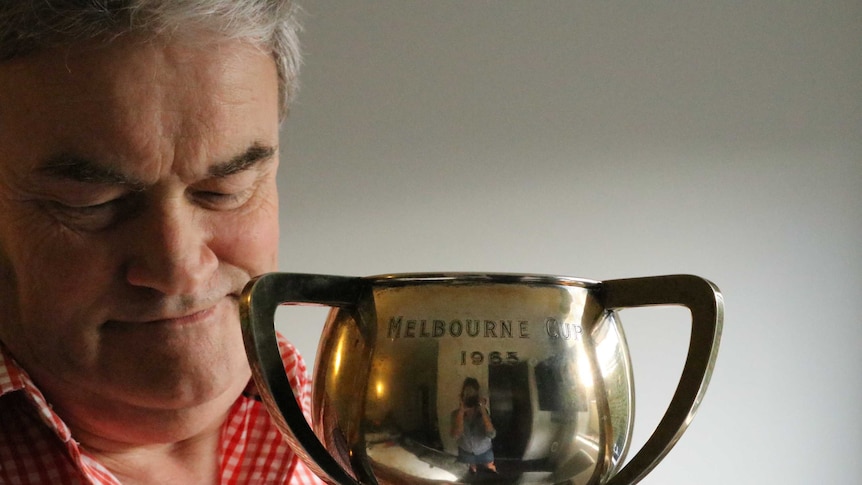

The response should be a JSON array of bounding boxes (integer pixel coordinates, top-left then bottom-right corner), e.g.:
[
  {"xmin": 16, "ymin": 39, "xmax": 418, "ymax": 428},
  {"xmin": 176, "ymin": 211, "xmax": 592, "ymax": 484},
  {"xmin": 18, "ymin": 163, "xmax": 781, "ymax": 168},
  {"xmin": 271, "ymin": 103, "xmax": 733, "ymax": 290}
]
[{"xmin": 124, "ymin": 200, "xmax": 218, "ymax": 296}]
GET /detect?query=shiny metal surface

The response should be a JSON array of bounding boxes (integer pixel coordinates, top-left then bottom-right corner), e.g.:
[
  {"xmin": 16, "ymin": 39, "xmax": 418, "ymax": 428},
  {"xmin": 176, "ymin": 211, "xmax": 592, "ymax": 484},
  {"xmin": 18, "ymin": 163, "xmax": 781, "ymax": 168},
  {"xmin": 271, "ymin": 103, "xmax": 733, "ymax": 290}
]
[{"xmin": 240, "ymin": 273, "xmax": 722, "ymax": 484}]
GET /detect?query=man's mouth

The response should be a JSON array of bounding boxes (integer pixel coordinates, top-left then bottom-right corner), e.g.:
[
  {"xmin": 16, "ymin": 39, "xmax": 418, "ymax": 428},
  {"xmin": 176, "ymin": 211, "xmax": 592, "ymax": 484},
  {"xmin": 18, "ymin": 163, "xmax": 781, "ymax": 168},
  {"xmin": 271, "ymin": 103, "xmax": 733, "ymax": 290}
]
[
  {"xmin": 105, "ymin": 297, "xmax": 235, "ymax": 329},
  {"xmin": 144, "ymin": 305, "xmax": 218, "ymax": 326}
]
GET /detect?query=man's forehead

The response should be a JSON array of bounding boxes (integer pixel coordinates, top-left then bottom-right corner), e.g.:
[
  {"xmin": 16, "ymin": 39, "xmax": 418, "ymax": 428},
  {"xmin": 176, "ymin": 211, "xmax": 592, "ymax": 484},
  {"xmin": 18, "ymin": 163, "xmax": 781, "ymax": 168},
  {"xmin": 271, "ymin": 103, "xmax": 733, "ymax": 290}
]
[
  {"xmin": 1, "ymin": 36, "xmax": 160, "ymax": 90},
  {"xmin": 0, "ymin": 34, "xmax": 277, "ymax": 110},
  {"xmin": 0, "ymin": 35, "xmax": 281, "ymax": 185}
]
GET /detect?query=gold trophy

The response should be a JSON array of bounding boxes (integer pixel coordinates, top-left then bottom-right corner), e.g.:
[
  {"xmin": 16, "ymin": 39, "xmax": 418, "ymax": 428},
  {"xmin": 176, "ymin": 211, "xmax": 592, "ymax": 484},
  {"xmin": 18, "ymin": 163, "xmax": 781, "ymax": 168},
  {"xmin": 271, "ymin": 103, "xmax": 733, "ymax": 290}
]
[{"xmin": 240, "ymin": 273, "xmax": 722, "ymax": 484}]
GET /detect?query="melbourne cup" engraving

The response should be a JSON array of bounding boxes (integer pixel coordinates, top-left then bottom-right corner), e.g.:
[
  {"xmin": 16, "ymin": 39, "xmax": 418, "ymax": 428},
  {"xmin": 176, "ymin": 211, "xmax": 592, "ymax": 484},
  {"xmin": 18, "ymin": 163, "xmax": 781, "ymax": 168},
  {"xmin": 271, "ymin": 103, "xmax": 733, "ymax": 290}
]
[{"xmin": 386, "ymin": 316, "xmax": 584, "ymax": 341}]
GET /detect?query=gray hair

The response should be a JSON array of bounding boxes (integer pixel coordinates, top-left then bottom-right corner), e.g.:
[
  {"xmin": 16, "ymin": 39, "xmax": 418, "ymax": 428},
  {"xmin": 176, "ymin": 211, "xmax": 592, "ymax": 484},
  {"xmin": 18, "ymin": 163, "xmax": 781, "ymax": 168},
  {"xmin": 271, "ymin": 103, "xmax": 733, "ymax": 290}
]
[{"xmin": 0, "ymin": 0, "xmax": 302, "ymax": 118}]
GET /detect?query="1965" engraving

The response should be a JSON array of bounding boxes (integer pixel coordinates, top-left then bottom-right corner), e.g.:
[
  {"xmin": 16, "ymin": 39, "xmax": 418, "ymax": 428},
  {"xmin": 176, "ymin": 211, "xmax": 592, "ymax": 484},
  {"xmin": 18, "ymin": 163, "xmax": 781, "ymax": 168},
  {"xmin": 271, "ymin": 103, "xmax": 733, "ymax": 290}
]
[{"xmin": 460, "ymin": 351, "xmax": 520, "ymax": 365}]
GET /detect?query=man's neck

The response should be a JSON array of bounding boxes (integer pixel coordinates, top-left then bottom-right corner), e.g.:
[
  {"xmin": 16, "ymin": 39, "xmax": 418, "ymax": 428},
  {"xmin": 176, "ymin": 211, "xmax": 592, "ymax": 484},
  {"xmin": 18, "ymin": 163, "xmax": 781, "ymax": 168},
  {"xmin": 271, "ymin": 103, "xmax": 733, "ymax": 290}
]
[
  {"xmin": 64, "ymin": 397, "xmax": 236, "ymax": 484},
  {"xmin": 10, "ymin": 344, "xmax": 255, "ymax": 485},
  {"xmin": 56, "ymin": 378, "xmax": 249, "ymax": 485},
  {"xmin": 82, "ymin": 425, "xmax": 223, "ymax": 485}
]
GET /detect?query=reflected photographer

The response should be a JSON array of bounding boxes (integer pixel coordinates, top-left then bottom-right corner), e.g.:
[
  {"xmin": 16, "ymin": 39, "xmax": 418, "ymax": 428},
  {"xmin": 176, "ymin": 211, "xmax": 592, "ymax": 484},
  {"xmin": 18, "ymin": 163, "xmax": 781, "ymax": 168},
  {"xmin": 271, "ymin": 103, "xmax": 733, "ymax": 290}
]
[{"xmin": 451, "ymin": 377, "xmax": 498, "ymax": 475}]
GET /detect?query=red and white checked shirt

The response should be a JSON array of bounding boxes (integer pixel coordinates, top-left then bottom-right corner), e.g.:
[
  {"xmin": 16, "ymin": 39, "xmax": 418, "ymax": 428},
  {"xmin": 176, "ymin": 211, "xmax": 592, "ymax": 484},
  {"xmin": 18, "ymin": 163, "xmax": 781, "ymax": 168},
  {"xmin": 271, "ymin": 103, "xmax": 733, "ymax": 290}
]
[{"xmin": 0, "ymin": 338, "xmax": 325, "ymax": 484}]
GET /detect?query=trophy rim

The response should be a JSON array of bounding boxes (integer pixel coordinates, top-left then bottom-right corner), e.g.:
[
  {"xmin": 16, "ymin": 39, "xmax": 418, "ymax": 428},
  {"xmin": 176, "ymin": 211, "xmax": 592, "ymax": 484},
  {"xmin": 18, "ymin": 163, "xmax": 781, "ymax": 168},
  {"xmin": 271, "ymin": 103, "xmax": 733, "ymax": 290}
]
[{"xmin": 365, "ymin": 272, "xmax": 601, "ymax": 288}]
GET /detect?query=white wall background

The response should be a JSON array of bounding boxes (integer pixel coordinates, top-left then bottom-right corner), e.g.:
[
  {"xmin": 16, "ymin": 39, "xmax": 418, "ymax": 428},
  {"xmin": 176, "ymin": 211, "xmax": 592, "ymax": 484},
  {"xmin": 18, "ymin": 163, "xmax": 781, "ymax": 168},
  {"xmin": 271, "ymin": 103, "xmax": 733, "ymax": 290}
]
[{"xmin": 274, "ymin": 2, "xmax": 861, "ymax": 484}]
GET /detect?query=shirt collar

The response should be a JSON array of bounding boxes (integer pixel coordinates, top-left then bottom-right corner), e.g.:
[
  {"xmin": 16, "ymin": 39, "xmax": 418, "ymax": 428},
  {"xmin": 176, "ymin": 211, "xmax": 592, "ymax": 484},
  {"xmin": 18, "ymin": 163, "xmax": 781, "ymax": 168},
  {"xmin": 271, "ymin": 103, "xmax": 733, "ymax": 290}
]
[
  {"xmin": 0, "ymin": 341, "xmax": 75, "ymax": 442},
  {"xmin": 0, "ymin": 341, "xmax": 28, "ymax": 396}
]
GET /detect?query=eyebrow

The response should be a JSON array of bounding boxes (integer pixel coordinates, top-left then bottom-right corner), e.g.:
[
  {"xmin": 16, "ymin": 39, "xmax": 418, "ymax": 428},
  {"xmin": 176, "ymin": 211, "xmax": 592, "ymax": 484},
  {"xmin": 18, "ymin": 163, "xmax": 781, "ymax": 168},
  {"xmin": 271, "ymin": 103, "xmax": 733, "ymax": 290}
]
[
  {"xmin": 209, "ymin": 143, "xmax": 277, "ymax": 178},
  {"xmin": 38, "ymin": 154, "xmax": 145, "ymax": 189},
  {"xmin": 37, "ymin": 142, "xmax": 278, "ymax": 185}
]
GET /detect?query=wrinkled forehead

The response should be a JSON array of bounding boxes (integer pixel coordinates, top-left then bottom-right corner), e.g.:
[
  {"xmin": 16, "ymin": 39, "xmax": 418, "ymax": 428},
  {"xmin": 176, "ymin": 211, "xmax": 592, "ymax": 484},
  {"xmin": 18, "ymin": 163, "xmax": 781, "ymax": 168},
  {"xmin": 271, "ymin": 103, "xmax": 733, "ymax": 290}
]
[
  {"xmin": 1, "ymin": 31, "xmax": 270, "ymax": 85},
  {"xmin": 1, "ymin": 36, "xmax": 175, "ymax": 99},
  {"xmin": 0, "ymin": 1, "xmax": 297, "ymax": 118},
  {"xmin": 1, "ymin": 35, "xmax": 275, "ymax": 129},
  {"xmin": 0, "ymin": 34, "xmax": 280, "ymax": 182},
  {"xmin": 0, "ymin": 7, "xmax": 272, "ymax": 61}
]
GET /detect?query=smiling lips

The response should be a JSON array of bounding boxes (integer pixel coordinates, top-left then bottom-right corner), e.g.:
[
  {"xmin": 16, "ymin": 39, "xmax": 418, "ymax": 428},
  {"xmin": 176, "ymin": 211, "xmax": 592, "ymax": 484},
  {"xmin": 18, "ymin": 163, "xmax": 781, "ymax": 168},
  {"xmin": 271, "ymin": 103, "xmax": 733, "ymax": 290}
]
[
  {"xmin": 106, "ymin": 297, "xmax": 236, "ymax": 329},
  {"xmin": 145, "ymin": 306, "xmax": 217, "ymax": 326}
]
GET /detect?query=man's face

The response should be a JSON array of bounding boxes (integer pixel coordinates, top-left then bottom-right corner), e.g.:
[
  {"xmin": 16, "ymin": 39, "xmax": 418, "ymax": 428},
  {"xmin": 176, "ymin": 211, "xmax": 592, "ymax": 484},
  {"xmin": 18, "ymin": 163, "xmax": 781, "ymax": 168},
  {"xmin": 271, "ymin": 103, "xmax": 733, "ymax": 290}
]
[{"xmin": 0, "ymin": 36, "xmax": 281, "ymax": 415}]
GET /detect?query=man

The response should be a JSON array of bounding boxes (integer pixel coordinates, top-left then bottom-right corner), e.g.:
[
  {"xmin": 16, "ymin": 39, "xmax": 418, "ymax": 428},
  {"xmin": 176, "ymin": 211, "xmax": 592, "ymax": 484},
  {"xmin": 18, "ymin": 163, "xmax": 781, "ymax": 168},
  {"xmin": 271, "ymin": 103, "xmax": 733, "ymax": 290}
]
[{"xmin": 0, "ymin": 1, "xmax": 324, "ymax": 483}]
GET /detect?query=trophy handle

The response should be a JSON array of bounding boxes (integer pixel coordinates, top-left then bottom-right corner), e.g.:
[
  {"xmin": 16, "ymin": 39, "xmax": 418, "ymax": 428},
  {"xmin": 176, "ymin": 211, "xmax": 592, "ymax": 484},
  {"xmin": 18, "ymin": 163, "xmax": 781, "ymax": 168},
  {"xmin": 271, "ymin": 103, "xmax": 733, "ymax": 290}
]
[
  {"xmin": 240, "ymin": 272, "xmax": 365, "ymax": 485},
  {"xmin": 600, "ymin": 274, "xmax": 723, "ymax": 485}
]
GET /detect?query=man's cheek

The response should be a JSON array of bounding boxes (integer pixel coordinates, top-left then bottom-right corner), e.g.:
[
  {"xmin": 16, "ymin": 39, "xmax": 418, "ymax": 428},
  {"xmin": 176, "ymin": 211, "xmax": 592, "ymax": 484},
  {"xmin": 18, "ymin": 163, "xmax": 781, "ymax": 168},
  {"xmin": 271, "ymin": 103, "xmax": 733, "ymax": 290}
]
[{"xmin": 218, "ymin": 207, "xmax": 280, "ymax": 272}]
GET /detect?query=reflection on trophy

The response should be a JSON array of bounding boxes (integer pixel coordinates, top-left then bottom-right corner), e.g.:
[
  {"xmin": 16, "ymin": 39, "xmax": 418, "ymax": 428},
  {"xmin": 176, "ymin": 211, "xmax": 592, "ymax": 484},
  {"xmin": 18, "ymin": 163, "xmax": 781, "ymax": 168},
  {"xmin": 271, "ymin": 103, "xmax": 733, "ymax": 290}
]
[{"xmin": 240, "ymin": 273, "xmax": 723, "ymax": 484}]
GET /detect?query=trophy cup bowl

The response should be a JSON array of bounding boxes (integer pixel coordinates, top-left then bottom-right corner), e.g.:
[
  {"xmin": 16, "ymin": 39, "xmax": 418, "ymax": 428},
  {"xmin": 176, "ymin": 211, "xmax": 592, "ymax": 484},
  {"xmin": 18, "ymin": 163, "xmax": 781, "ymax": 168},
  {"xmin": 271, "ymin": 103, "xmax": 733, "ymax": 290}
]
[{"xmin": 240, "ymin": 273, "xmax": 722, "ymax": 484}]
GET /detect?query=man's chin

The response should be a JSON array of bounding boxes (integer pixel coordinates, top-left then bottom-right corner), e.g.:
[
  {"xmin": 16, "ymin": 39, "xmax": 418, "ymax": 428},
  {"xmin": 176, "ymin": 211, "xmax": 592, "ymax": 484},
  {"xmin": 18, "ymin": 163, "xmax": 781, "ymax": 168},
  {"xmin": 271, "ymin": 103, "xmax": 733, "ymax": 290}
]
[
  {"xmin": 114, "ymin": 367, "xmax": 251, "ymax": 413},
  {"xmin": 95, "ymin": 347, "xmax": 252, "ymax": 411}
]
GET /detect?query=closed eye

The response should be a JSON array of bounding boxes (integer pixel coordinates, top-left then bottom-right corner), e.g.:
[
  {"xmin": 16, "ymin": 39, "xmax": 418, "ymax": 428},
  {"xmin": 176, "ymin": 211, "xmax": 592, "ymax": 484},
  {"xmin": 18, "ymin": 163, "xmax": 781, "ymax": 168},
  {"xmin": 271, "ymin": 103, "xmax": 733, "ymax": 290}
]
[
  {"xmin": 192, "ymin": 188, "xmax": 254, "ymax": 210},
  {"xmin": 45, "ymin": 195, "xmax": 138, "ymax": 231}
]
